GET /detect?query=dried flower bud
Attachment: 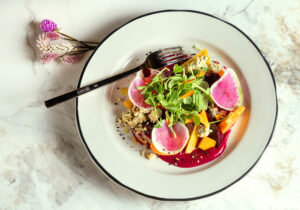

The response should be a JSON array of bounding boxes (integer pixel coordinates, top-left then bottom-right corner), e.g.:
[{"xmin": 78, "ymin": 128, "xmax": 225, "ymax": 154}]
[
  {"xmin": 61, "ymin": 54, "xmax": 82, "ymax": 64},
  {"xmin": 40, "ymin": 52, "xmax": 59, "ymax": 64},
  {"xmin": 36, "ymin": 33, "xmax": 75, "ymax": 55},
  {"xmin": 40, "ymin": 19, "xmax": 57, "ymax": 32},
  {"xmin": 46, "ymin": 32, "xmax": 60, "ymax": 40}
]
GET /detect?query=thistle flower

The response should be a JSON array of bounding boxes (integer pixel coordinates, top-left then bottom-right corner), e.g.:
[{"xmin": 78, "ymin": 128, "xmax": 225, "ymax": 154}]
[
  {"xmin": 40, "ymin": 19, "xmax": 57, "ymax": 32},
  {"xmin": 41, "ymin": 52, "xmax": 59, "ymax": 64},
  {"xmin": 61, "ymin": 54, "xmax": 82, "ymax": 64}
]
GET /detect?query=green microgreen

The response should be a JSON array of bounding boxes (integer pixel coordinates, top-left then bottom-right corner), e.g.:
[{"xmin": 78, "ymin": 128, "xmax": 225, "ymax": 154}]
[{"xmin": 138, "ymin": 64, "xmax": 213, "ymax": 136}]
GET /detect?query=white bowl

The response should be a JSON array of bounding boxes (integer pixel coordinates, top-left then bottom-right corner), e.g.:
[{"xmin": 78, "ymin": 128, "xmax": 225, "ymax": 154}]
[{"xmin": 76, "ymin": 10, "xmax": 277, "ymax": 200}]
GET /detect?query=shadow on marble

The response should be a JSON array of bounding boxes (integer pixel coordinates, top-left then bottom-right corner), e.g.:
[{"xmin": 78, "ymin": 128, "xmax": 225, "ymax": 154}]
[
  {"xmin": 25, "ymin": 21, "xmax": 40, "ymax": 63},
  {"xmin": 84, "ymin": 13, "xmax": 142, "ymax": 45},
  {"xmin": 26, "ymin": 15, "xmax": 150, "ymax": 202}
]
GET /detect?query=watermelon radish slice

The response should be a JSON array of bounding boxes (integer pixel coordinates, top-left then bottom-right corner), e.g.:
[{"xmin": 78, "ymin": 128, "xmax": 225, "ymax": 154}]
[
  {"xmin": 128, "ymin": 69, "xmax": 159, "ymax": 109},
  {"xmin": 210, "ymin": 68, "xmax": 243, "ymax": 111},
  {"xmin": 128, "ymin": 75, "xmax": 152, "ymax": 109},
  {"xmin": 152, "ymin": 120, "xmax": 189, "ymax": 155}
]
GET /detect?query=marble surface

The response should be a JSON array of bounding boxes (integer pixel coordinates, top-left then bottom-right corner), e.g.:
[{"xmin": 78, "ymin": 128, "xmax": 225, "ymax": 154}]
[{"xmin": 0, "ymin": 0, "xmax": 299, "ymax": 209}]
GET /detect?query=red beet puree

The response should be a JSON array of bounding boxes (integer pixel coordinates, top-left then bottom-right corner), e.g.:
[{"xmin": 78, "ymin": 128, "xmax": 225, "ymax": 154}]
[{"xmin": 158, "ymin": 130, "xmax": 231, "ymax": 168}]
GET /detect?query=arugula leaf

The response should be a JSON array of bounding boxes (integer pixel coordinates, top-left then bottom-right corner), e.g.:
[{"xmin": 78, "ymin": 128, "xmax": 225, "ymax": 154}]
[
  {"xmin": 137, "ymin": 86, "xmax": 146, "ymax": 90},
  {"xmin": 183, "ymin": 96, "xmax": 193, "ymax": 104},
  {"xmin": 199, "ymin": 81, "xmax": 209, "ymax": 89},
  {"xmin": 181, "ymin": 104, "xmax": 194, "ymax": 111},
  {"xmin": 140, "ymin": 85, "xmax": 154, "ymax": 94},
  {"xmin": 201, "ymin": 67, "xmax": 208, "ymax": 71},
  {"xmin": 144, "ymin": 98, "xmax": 153, "ymax": 106},
  {"xmin": 154, "ymin": 82, "xmax": 163, "ymax": 94},
  {"xmin": 178, "ymin": 115, "xmax": 186, "ymax": 124},
  {"xmin": 167, "ymin": 88, "xmax": 180, "ymax": 101},
  {"xmin": 168, "ymin": 77, "xmax": 182, "ymax": 89},
  {"xmin": 151, "ymin": 75, "xmax": 160, "ymax": 83},
  {"xmin": 193, "ymin": 114, "xmax": 201, "ymax": 125},
  {"xmin": 201, "ymin": 94, "xmax": 209, "ymax": 110},
  {"xmin": 173, "ymin": 64, "xmax": 183, "ymax": 73},
  {"xmin": 154, "ymin": 118, "xmax": 163, "ymax": 128},
  {"xmin": 138, "ymin": 64, "xmax": 213, "ymax": 134}
]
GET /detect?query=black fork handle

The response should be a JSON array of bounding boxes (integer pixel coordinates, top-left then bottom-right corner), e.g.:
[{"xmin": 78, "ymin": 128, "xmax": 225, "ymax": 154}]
[{"xmin": 44, "ymin": 65, "xmax": 142, "ymax": 108}]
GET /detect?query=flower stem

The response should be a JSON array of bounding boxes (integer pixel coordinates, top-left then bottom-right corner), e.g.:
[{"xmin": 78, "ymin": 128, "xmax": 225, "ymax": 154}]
[
  {"xmin": 63, "ymin": 39, "xmax": 99, "ymax": 45},
  {"xmin": 66, "ymin": 49, "xmax": 93, "ymax": 56},
  {"xmin": 56, "ymin": 31, "xmax": 90, "ymax": 48},
  {"xmin": 75, "ymin": 45, "xmax": 96, "ymax": 50},
  {"xmin": 58, "ymin": 50, "xmax": 87, "ymax": 57},
  {"xmin": 80, "ymin": 41, "xmax": 99, "ymax": 45}
]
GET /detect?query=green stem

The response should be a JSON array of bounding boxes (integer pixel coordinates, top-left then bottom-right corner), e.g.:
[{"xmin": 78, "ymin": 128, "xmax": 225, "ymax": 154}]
[
  {"xmin": 169, "ymin": 125, "xmax": 176, "ymax": 138},
  {"xmin": 209, "ymin": 115, "xmax": 230, "ymax": 124},
  {"xmin": 194, "ymin": 85, "xmax": 213, "ymax": 102},
  {"xmin": 209, "ymin": 119, "xmax": 223, "ymax": 124}
]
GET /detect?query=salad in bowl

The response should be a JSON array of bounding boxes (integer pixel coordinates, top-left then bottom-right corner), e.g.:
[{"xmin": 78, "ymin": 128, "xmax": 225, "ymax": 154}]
[{"xmin": 119, "ymin": 48, "xmax": 245, "ymax": 168}]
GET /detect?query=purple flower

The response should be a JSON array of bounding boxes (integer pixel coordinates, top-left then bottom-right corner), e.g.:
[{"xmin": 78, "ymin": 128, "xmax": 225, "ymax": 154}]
[
  {"xmin": 41, "ymin": 52, "xmax": 59, "ymax": 64},
  {"xmin": 40, "ymin": 19, "xmax": 57, "ymax": 32}
]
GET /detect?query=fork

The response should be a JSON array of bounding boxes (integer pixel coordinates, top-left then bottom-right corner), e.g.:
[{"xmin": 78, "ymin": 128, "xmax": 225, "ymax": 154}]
[{"xmin": 44, "ymin": 47, "xmax": 189, "ymax": 108}]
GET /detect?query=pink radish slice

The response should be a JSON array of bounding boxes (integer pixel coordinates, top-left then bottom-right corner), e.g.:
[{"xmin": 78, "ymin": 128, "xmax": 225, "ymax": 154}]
[
  {"xmin": 128, "ymin": 69, "xmax": 159, "ymax": 109},
  {"xmin": 210, "ymin": 68, "xmax": 243, "ymax": 111},
  {"xmin": 152, "ymin": 120, "xmax": 189, "ymax": 155},
  {"xmin": 128, "ymin": 75, "xmax": 152, "ymax": 109}
]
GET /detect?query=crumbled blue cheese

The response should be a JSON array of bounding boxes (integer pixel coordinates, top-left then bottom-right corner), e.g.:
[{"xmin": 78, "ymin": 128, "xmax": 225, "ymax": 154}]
[
  {"xmin": 210, "ymin": 62, "xmax": 221, "ymax": 73},
  {"xmin": 122, "ymin": 106, "xmax": 161, "ymax": 134},
  {"xmin": 209, "ymin": 107, "xmax": 219, "ymax": 118},
  {"xmin": 197, "ymin": 124, "xmax": 211, "ymax": 138},
  {"xmin": 185, "ymin": 56, "xmax": 208, "ymax": 72},
  {"xmin": 195, "ymin": 56, "xmax": 208, "ymax": 69}
]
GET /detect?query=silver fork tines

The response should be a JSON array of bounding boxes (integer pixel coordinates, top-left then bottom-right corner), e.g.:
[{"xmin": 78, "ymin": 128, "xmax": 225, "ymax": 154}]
[
  {"xmin": 157, "ymin": 47, "xmax": 182, "ymax": 56},
  {"xmin": 158, "ymin": 51, "xmax": 184, "ymax": 58},
  {"xmin": 161, "ymin": 53, "xmax": 186, "ymax": 63},
  {"xmin": 164, "ymin": 56, "xmax": 191, "ymax": 66}
]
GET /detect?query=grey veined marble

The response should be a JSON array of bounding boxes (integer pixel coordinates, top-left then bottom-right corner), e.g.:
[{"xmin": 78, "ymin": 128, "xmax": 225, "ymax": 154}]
[{"xmin": 0, "ymin": 0, "xmax": 299, "ymax": 209}]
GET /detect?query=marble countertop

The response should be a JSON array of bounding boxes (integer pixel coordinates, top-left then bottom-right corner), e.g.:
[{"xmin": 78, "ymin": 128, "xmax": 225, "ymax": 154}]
[{"xmin": 0, "ymin": 0, "xmax": 299, "ymax": 209}]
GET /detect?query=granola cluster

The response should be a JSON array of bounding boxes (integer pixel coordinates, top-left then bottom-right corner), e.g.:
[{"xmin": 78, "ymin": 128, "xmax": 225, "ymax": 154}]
[{"xmin": 121, "ymin": 106, "xmax": 161, "ymax": 134}]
